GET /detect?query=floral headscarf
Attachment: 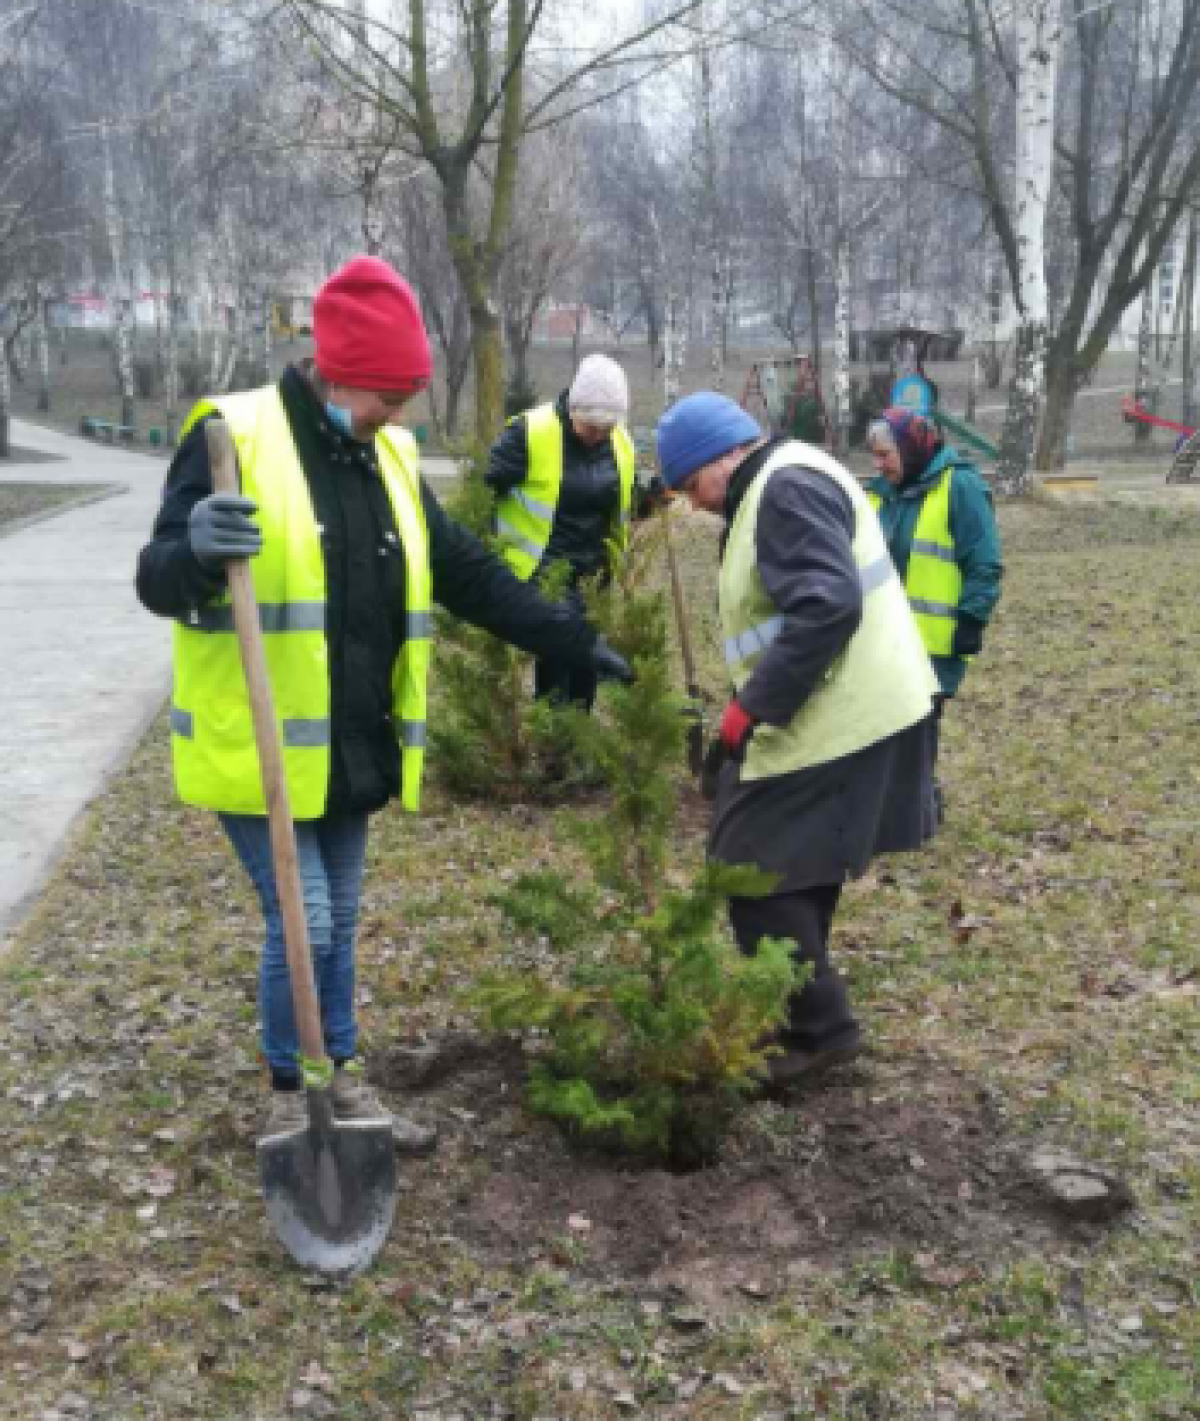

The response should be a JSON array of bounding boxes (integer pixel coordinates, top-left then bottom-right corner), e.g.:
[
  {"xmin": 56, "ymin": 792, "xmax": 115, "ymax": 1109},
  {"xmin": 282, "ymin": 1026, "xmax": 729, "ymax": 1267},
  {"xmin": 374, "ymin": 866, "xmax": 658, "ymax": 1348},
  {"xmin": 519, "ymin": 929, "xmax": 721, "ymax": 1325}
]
[{"xmin": 868, "ymin": 407, "xmax": 943, "ymax": 481}]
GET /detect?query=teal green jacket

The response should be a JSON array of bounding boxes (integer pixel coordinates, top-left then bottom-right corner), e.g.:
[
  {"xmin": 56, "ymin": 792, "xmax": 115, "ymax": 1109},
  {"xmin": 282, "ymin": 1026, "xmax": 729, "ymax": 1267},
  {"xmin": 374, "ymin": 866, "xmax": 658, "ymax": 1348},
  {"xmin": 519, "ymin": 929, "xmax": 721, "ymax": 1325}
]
[{"xmin": 867, "ymin": 446, "xmax": 1003, "ymax": 696}]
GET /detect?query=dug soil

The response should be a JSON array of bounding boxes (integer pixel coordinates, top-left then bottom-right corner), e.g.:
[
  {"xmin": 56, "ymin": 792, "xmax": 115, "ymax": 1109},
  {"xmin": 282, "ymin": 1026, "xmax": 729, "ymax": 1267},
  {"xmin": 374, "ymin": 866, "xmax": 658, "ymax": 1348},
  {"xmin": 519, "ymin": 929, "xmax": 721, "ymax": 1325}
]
[{"xmin": 370, "ymin": 1032, "xmax": 1084, "ymax": 1308}]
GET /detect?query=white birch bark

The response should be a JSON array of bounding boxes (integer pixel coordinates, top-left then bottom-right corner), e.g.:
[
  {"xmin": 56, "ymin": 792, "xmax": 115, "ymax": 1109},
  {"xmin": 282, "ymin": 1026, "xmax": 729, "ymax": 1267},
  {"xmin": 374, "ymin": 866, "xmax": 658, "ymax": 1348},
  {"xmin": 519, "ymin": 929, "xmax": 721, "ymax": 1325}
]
[
  {"xmin": 1132, "ymin": 240, "xmax": 1156, "ymax": 443},
  {"xmin": 650, "ymin": 206, "xmax": 684, "ymax": 410},
  {"xmin": 697, "ymin": 5, "xmax": 725, "ymax": 392},
  {"xmin": 1183, "ymin": 207, "xmax": 1198, "ymax": 430},
  {"xmin": 34, "ymin": 289, "xmax": 50, "ymax": 412},
  {"xmin": 209, "ymin": 312, "xmax": 224, "ymax": 389},
  {"xmin": 262, "ymin": 297, "xmax": 273, "ymax": 376},
  {"xmin": 996, "ymin": 0, "xmax": 1063, "ymax": 495},
  {"xmin": 0, "ymin": 338, "xmax": 11, "ymax": 458},
  {"xmin": 165, "ymin": 305, "xmax": 179, "ymax": 440},
  {"xmin": 219, "ymin": 301, "xmax": 242, "ymax": 393},
  {"xmin": 830, "ymin": 45, "xmax": 852, "ymax": 451},
  {"xmin": 102, "ymin": 119, "xmax": 137, "ymax": 429}
]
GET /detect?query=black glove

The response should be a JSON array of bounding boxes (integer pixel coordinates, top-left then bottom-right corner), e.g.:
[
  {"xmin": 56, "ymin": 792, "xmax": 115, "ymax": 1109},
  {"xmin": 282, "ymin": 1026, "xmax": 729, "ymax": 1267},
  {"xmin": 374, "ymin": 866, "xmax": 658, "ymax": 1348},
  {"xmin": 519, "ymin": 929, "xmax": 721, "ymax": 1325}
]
[
  {"xmin": 188, "ymin": 493, "xmax": 261, "ymax": 572},
  {"xmin": 951, "ymin": 614, "xmax": 985, "ymax": 659},
  {"xmin": 590, "ymin": 636, "xmax": 633, "ymax": 684},
  {"xmin": 700, "ymin": 736, "xmax": 726, "ymax": 800}
]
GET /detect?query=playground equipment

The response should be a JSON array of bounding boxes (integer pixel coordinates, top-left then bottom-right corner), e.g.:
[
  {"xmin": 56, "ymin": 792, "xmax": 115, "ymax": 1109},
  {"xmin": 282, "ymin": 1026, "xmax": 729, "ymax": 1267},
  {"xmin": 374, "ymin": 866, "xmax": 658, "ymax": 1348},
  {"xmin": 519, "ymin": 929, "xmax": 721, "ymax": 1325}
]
[
  {"xmin": 932, "ymin": 409, "xmax": 998, "ymax": 461},
  {"xmin": 1167, "ymin": 430, "xmax": 1200, "ymax": 485},
  {"xmin": 1119, "ymin": 396, "xmax": 1195, "ymax": 440},
  {"xmin": 886, "ymin": 369, "xmax": 999, "ymax": 460},
  {"xmin": 1121, "ymin": 397, "xmax": 1199, "ymax": 483},
  {"xmin": 740, "ymin": 355, "xmax": 829, "ymax": 444}
]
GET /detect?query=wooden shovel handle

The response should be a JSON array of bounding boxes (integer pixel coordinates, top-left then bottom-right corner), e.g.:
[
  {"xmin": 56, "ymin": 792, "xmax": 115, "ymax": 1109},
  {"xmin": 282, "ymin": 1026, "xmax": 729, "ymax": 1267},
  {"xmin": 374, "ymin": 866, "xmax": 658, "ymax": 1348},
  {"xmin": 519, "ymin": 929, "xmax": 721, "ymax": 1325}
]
[
  {"xmin": 205, "ymin": 419, "xmax": 326, "ymax": 1069},
  {"xmin": 660, "ymin": 502, "xmax": 699, "ymax": 696}
]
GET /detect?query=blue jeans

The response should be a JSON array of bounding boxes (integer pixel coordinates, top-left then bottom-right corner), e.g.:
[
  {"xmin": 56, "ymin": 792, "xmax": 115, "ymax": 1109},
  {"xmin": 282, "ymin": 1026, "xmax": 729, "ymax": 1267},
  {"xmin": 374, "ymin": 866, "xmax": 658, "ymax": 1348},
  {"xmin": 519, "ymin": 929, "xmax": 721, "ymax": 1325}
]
[{"xmin": 219, "ymin": 811, "xmax": 369, "ymax": 1080}]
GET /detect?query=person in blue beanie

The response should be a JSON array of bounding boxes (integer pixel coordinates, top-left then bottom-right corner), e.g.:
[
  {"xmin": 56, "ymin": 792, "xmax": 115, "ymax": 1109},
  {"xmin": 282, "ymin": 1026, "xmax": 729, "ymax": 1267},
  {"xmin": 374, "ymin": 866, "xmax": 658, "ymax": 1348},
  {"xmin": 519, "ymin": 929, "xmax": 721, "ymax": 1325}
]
[{"xmin": 656, "ymin": 393, "xmax": 939, "ymax": 1088}]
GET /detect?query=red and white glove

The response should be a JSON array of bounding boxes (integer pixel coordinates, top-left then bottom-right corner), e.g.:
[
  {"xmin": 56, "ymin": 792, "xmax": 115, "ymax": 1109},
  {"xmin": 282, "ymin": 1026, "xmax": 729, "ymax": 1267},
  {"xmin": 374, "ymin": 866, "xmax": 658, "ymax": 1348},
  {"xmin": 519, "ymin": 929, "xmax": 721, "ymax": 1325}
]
[{"xmin": 718, "ymin": 698, "xmax": 756, "ymax": 754}]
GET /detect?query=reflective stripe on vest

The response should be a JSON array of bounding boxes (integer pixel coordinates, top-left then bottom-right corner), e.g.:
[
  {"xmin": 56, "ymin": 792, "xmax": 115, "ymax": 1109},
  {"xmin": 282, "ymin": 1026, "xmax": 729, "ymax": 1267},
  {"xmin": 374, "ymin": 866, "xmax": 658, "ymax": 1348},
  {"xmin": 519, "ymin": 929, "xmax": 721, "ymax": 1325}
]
[
  {"xmin": 493, "ymin": 402, "xmax": 636, "ymax": 581},
  {"xmin": 718, "ymin": 441, "xmax": 937, "ymax": 779},
  {"xmin": 170, "ymin": 388, "xmax": 432, "ymax": 817},
  {"xmin": 868, "ymin": 470, "xmax": 962, "ymax": 657},
  {"xmin": 723, "ymin": 551, "xmax": 896, "ymax": 669}
]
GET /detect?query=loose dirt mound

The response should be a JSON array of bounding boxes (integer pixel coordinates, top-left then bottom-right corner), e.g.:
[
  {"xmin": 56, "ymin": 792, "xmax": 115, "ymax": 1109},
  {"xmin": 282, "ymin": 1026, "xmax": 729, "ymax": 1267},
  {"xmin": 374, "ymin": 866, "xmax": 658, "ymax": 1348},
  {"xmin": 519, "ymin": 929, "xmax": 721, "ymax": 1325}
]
[{"xmin": 371, "ymin": 1035, "xmax": 1074, "ymax": 1308}]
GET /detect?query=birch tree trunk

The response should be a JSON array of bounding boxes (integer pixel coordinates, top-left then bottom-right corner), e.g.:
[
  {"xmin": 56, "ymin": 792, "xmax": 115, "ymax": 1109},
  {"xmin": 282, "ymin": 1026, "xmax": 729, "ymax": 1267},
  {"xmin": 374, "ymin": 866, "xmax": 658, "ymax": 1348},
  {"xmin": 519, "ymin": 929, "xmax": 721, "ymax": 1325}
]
[
  {"xmin": 219, "ymin": 303, "xmax": 241, "ymax": 393},
  {"xmin": 996, "ymin": 0, "xmax": 1063, "ymax": 495},
  {"xmin": 1133, "ymin": 269, "xmax": 1155, "ymax": 443},
  {"xmin": 0, "ymin": 340, "xmax": 11, "ymax": 458},
  {"xmin": 102, "ymin": 120, "xmax": 137, "ymax": 429},
  {"xmin": 832, "ymin": 233, "xmax": 851, "ymax": 454},
  {"xmin": 263, "ymin": 301, "xmax": 273, "ymax": 378},
  {"xmin": 1182, "ymin": 207, "xmax": 1198, "ymax": 429},
  {"xmin": 209, "ymin": 313, "xmax": 223, "ymax": 389},
  {"xmin": 34, "ymin": 291, "xmax": 51, "ymax": 412},
  {"xmin": 696, "ymin": 7, "xmax": 725, "ymax": 392},
  {"xmin": 830, "ymin": 45, "xmax": 852, "ymax": 452}
]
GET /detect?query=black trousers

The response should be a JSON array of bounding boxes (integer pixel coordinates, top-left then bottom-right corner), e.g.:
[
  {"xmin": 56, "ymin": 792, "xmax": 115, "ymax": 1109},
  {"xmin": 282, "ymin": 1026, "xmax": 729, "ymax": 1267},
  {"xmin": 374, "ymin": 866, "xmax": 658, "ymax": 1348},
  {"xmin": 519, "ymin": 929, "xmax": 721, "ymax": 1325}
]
[
  {"xmin": 728, "ymin": 886, "xmax": 858, "ymax": 1051},
  {"xmin": 932, "ymin": 694, "xmax": 946, "ymax": 824}
]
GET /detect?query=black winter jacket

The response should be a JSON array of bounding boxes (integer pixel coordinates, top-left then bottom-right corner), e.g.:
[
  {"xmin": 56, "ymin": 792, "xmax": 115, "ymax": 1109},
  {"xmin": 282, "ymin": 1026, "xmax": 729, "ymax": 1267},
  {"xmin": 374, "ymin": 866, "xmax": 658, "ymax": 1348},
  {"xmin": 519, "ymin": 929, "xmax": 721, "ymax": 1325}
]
[
  {"xmin": 136, "ymin": 366, "xmax": 597, "ymax": 815},
  {"xmin": 484, "ymin": 391, "xmax": 622, "ymax": 579}
]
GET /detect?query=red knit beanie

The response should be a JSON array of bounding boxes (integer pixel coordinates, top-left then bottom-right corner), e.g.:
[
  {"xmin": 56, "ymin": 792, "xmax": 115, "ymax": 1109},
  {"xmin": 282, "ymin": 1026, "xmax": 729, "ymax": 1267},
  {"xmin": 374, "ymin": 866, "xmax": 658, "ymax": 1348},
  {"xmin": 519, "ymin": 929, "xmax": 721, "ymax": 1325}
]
[{"xmin": 312, "ymin": 256, "xmax": 432, "ymax": 392}]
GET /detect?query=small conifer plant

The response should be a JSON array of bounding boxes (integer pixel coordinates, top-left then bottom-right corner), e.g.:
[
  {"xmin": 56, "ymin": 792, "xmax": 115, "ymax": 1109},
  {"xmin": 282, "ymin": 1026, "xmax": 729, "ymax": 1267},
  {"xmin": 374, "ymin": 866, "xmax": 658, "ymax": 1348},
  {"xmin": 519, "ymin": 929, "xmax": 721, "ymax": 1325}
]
[
  {"xmin": 474, "ymin": 526, "xmax": 800, "ymax": 1168},
  {"xmin": 428, "ymin": 450, "xmax": 596, "ymax": 799}
]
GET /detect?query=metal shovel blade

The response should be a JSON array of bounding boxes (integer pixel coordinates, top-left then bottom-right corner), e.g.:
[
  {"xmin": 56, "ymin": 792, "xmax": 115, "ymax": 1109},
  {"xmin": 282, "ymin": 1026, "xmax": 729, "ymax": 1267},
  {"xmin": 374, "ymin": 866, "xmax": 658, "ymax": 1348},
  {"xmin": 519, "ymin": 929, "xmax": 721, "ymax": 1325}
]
[{"xmin": 257, "ymin": 1089, "xmax": 397, "ymax": 1275}]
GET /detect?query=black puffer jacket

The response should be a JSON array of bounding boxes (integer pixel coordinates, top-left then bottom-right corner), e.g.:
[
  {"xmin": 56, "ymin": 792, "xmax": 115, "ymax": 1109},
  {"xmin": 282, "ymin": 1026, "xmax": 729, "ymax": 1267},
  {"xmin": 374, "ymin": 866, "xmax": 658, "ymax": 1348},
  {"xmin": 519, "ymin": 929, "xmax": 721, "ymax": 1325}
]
[
  {"xmin": 136, "ymin": 366, "xmax": 597, "ymax": 815},
  {"xmin": 484, "ymin": 391, "xmax": 622, "ymax": 579}
]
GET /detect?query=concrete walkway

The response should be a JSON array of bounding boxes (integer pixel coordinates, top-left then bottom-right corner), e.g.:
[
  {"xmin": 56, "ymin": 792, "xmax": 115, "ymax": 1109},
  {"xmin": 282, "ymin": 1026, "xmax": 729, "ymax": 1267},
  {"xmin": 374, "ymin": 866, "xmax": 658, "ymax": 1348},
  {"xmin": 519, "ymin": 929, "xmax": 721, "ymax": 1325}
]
[
  {"xmin": 0, "ymin": 422, "xmax": 464, "ymax": 951},
  {"xmin": 0, "ymin": 420, "xmax": 173, "ymax": 950}
]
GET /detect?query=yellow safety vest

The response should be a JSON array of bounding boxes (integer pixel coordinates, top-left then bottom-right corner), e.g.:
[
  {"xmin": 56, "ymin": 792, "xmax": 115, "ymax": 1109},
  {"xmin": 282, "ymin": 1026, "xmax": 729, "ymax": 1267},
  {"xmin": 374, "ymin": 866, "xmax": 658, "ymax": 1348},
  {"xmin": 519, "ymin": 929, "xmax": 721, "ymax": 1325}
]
[
  {"xmin": 494, "ymin": 402, "xmax": 636, "ymax": 580},
  {"xmin": 171, "ymin": 388, "xmax": 432, "ymax": 818},
  {"xmin": 867, "ymin": 469, "xmax": 962, "ymax": 657},
  {"xmin": 720, "ymin": 441, "xmax": 937, "ymax": 780}
]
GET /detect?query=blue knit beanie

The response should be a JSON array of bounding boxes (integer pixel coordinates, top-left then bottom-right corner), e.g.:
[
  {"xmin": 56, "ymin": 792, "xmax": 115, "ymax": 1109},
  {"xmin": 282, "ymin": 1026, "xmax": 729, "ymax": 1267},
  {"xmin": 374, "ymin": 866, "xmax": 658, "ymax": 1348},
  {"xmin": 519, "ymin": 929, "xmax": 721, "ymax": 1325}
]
[{"xmin": 656, "ymin": 393, "xmax": 762, "ymax": 488}]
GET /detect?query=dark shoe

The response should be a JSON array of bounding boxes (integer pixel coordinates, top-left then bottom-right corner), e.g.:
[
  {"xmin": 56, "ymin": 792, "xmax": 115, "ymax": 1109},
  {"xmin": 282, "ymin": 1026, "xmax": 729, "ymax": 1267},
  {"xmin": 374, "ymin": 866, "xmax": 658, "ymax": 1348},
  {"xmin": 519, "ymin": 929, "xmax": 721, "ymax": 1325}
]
[{"xmin": 765, "ymin": 1032, "xmax": 863, "ymax": 1089}]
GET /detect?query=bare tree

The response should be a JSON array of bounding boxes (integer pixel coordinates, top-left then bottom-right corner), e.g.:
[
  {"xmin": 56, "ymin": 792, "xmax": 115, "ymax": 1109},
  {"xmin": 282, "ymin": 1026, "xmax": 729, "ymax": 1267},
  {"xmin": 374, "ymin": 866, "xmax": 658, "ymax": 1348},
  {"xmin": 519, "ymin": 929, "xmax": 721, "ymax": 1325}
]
[
  {"xmin": 0, "ymin": 4, "xmax": 75, "ymax": 454},
  {"xmin": 393, "ymin": 171, "xmax": 473, "ymax": 437},
  {"xmin": 281, "ymin": 0, "xmax": 703, "ymax": 444},
  {"xmin": 499, "ymin": 127, "xmax": 585, "ymax": 411},
  {"xmin": 994, "ymin": 0, "xmax": 1063, "ymax": 493},
  {"xmin": 1181, "ymin": 206, "xmax": 1199, "ymax": 429},
  {"xmin": 837, "ymin": 0, "xmax": 1200, "ymax": 476}
]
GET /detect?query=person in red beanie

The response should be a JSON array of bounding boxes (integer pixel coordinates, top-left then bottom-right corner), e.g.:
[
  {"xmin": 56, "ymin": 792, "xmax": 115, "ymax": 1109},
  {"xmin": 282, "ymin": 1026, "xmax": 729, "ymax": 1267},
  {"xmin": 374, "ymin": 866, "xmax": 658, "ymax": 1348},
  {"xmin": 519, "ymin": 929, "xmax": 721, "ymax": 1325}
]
[{"xmin": 136, "ymin": 255, "xmax": 630, "ymax": 1153}]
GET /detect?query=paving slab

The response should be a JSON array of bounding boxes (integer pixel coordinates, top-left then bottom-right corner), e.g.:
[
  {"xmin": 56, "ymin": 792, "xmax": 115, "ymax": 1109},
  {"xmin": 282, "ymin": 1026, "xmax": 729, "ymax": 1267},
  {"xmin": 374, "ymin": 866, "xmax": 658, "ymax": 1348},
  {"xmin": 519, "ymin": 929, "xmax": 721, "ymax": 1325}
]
[{"xmin": 0, "ymin": 419, "xmax": 173, "ymax": 950}]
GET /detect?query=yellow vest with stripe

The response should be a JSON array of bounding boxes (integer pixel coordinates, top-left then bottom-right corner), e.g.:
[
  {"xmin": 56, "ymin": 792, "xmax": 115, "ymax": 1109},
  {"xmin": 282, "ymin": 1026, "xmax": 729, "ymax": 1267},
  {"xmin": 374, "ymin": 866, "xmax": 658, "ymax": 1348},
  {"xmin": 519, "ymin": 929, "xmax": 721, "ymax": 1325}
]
[
  {"xmin": 867, "ymin": 469, "xmax": 962, "ymax": 657},
  {"xmin": 494, "ymin": 402, "xmax": 636, "ymax": 580},
  {"xmin": 171, "ymin": 388, "xmax": 432, "ymax": 818},
  {"xmin": 720, "ymin": 441, "xmax": 937, "ymax": 780}
]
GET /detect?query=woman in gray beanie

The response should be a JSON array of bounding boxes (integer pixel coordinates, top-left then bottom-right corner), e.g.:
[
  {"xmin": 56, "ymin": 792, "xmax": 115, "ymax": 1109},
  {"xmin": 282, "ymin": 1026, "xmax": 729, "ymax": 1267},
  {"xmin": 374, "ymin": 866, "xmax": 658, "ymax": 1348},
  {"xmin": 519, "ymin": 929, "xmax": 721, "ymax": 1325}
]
[
  {"xmin": 486, "ymin": 355, "xmax": 637, "ymax": 710},
  {"xmin": 656, "ymin": 392, "xmax": 939, "ymax": 1087}
]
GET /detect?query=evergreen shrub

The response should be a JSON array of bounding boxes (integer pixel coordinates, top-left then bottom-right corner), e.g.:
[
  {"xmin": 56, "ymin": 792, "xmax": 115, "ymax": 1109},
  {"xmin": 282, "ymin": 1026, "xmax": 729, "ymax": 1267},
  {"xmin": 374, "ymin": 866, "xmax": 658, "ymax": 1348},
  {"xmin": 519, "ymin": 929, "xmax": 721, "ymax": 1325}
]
[
  {"xmin": 428, "ymin": 447, "xmax": 598, "ymax": 800},
  {"xmin": 473, "ymin": 529, "xmax": 800, "ymax": 1167}
]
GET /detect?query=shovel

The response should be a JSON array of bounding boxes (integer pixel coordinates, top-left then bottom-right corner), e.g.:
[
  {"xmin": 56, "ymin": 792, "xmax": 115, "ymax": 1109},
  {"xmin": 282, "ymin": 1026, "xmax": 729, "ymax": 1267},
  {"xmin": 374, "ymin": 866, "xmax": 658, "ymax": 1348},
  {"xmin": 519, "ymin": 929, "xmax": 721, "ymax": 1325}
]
[
  {"xmin": 660, "ymin": 501, "xmax": 706, "ymax": 777},
  {"xmin": 205, "ymin": 419, "xmax": 397, "ymax": 1276}
]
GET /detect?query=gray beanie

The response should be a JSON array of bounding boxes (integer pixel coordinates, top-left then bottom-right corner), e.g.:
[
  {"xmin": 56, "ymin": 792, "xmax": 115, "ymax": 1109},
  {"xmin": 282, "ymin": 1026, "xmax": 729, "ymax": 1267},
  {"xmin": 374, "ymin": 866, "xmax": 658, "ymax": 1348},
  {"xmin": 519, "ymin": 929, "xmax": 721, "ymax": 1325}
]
[{"xmin": 567, "ymin": 354, "xmax": 629, "ymax": 424}]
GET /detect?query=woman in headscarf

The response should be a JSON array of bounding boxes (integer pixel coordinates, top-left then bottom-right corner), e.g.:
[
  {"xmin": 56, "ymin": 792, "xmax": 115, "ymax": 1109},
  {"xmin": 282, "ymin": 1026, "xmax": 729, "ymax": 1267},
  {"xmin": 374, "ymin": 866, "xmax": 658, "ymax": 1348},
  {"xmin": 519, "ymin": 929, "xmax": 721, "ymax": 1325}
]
[{"xmin": 865, "ymin": 408, "xmax": 1003, "ymax": 818}]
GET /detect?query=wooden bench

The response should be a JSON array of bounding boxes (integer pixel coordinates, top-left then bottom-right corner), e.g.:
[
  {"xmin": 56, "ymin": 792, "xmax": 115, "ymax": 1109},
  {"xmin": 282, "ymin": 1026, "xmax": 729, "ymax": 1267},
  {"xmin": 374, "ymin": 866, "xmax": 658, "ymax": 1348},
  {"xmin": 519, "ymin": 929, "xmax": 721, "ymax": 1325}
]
[{"xmin": 80, "ymin": 416, "xmax": 137, "ymax": 445}]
